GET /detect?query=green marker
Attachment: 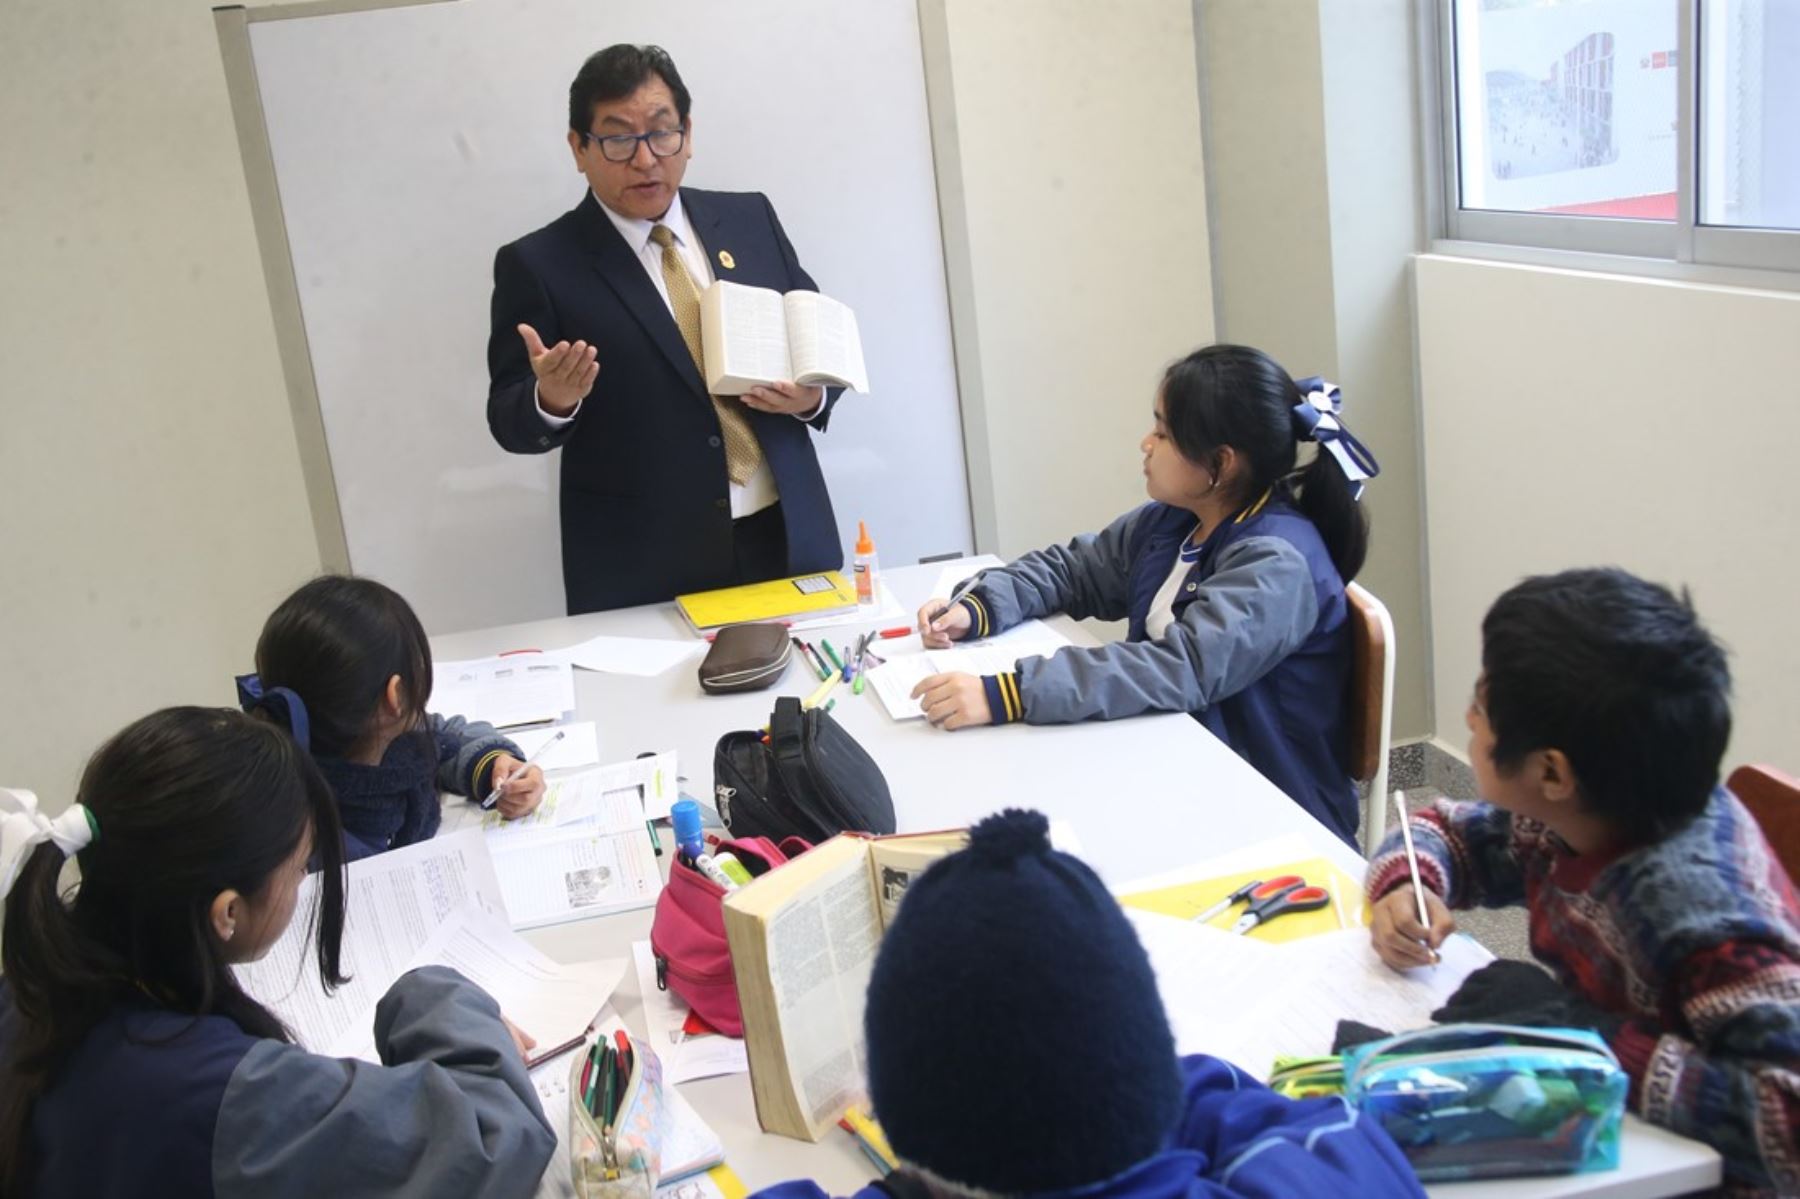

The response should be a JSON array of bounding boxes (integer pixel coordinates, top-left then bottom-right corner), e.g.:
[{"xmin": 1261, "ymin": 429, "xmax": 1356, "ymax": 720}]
[{"xmin": 820, "ymin": 639, "xmax": 845, "ymax": 673}]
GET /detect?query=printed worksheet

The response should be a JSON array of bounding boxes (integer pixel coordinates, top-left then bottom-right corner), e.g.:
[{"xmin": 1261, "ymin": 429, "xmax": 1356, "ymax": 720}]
[
  {"xmin": 235, "ymin": 830, "xmax": 504, "ymax": 1052},
  {"xmin": 429, "ymin": 653, "xmax": 576, "ymax": 729}
]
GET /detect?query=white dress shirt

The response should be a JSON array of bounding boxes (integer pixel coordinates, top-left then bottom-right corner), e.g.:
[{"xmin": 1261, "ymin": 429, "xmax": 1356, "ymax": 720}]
[{"xmin": 535, "ymin": 193, "xmax": 822, "ymax": 518}]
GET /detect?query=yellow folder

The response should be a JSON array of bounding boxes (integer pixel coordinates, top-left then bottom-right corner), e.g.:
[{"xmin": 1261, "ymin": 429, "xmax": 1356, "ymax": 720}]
[
  {"xmin": 1118, "ymin": 855, "xmax": 1366, "ymax": 943},
  {"xmin": 675, "ymin": 571, "xmax": 860, "ymax": 633}
]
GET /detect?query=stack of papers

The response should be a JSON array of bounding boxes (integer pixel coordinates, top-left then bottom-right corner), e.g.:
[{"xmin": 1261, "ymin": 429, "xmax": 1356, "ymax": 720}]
[
  {"xmin": 236, "ymin": 831, "xmax": 625, "ymax": 1063},
  {"xmin": 484, "ymin": 755, "xmax": 675, "ymax": 930},
  {"xmin": 430, "ymin": 653, "xmax": 575, "ymax": 729},
  {"xmin": 336, "ymin": 902, "xmax": 624, "ymax": 1066},
  {"xmin": 864, "ymin": 619, "xmax": 1072, "ymax": 720}
]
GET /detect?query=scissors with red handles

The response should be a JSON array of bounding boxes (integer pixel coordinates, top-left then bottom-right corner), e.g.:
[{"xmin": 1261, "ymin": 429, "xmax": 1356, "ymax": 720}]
[
  {"xmin": 1230, "ymin": 879, "xmax": 1330, "ymax": 934},
  {"xmin": 1192, "ymin": 874, "xmax": 1305, "ymax": 925}
]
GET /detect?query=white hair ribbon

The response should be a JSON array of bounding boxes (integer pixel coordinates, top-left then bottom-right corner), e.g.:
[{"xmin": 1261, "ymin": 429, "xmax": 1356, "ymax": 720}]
[{"xmin": 1, "ymin": 787, "xmax": 97, "ymax": 901}]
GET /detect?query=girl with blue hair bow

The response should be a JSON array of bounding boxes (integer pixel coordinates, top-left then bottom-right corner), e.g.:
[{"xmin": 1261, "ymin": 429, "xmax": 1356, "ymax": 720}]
[{"xmin": 911, "ymin": 344, "xmax": 1380, "ymax": 845}]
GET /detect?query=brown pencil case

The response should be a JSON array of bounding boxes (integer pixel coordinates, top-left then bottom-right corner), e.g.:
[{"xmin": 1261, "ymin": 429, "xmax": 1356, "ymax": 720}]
[{"xmin": 697, "ymin": 623, "xmax": 793, "ymax": 694}]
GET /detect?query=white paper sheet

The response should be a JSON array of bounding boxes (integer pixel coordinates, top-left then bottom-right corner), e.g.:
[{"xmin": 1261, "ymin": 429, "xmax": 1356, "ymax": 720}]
[
  {"xmin": 508, "ymin": 722, "xmax": 601, "ymax": 771},
  {"xmin": 631, "ymin": 941, "xmax": 749, "ymax": 1084},
  {"xmin": 1125, "ymin": 908, "xmax": 1495, "ymax": 1080},
  {"xmin": 236, "ymin": 830, "xmax": 505, "ymax": 1053},
  {"xmin": 430, "ymin": 653, "xmax": 576, "ymax": 729},
  {"xmin": 332, "ymin": 901, "xmax": 625, "ymax": 1063},
  {"xmin": 865, "ymin": 619, "xmax": 1073, "ymax": 720},
  {"xmin": 493, "ymin": 823, "xmax": 662, "ymax": 930},
  {"xmin": 927, "ymin": 558, "xmax": 1001, "ymax": 605},
  {"xmin": 549, "ymin": 633, "xmax": 702, "ymax": 677}
]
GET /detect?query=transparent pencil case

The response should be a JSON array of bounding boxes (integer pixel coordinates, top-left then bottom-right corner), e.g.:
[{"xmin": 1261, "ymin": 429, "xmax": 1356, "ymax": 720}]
[
  {"xmin": 1342, "ymin": 1023, "xmax": 1627, "ymax": 1182},
  {"xmin": 570, "ymin": 1034, "xmax": 668, "ymax": 1199}
]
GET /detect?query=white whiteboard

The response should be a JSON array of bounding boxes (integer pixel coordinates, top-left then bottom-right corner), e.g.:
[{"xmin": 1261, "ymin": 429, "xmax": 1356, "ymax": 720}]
[{"xmin": 242, "ymin": 0, "xmax": 970, "ymax": 633}]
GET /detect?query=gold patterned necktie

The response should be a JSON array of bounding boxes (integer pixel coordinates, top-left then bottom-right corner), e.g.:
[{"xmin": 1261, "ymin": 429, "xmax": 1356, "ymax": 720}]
[{"xmin": 649, "ymin": 223, "xmax": 763, "ymax": 484}]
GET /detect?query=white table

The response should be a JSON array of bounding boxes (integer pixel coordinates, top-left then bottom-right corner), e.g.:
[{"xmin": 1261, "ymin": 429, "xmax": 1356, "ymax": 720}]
[{"xmin": 432, "ymin": 562, "xmax": 1720, "ymax": 1199}]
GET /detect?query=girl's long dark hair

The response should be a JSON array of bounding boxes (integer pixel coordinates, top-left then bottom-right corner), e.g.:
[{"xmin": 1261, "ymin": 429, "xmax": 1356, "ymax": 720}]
[
  {"xmin": 0, "ymin": 708, "xmax": 348, "ymax": 1196},
  {"xmin": 1161, "ymin": 344, "xmax": 1369, "ymax": 581},
  {"xmin": 255, "ymin": 574, "xmax": 435, "ymax": 759}
]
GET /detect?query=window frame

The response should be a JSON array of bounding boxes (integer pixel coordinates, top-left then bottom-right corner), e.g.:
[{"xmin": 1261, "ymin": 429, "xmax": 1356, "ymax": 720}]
[{"xmin": 1433, "ymin": 0, "xmax": 1800, "ymax": 276}]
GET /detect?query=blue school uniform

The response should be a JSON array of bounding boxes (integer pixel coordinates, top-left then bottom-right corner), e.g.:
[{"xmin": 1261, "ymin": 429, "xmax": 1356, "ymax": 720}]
[
  {"xmin": 964, "ymin": 496, "xmax": 1358, "ymax": 845},
  {"xmin": 750, "ymin": 1056, "xmax": 1423, "ymax": 1199},
  {"xmin": 0, "ymin": 967, "xmax": 553, "ymax": 1199},
  {"xmin": 313, "ymin": 714, "xmax": 519, "ymax": 860}
]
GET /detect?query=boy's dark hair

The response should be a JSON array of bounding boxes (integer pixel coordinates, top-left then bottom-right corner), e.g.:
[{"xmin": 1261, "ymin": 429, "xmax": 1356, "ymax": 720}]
[
  {"xmin": 1481, "ymin": 568, "xmax": 1731, "ymax": 840},
  {"xmin": 568, "ymin": 44, "xmax": 691, "ymax": 134},
  {"xmin": 255, "ymin": 575, "xmax": 433, "ymax": 760},
  {"xmin": 1161, "ymin": 344, "xmax": 1369, "ymax": 581},
  {"xmin": 1, "ymin": 708, "xmax": 349, "ymax": 1193}
]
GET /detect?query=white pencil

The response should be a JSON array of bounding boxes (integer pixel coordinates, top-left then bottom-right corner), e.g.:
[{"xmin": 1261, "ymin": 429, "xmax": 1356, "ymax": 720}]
[
  {"xmin": 1392, "ymin": 789, "xmax": 1437, "ymax": 962},
  {"xmin": 480, "ymin": 728, "xmax": 564, "ymax": 810}
]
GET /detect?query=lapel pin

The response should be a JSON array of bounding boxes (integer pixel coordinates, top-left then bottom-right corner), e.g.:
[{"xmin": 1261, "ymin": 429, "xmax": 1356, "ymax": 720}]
[{"xmin": 717, "ymin": 250, "xmax": 736, "ymax": 270}]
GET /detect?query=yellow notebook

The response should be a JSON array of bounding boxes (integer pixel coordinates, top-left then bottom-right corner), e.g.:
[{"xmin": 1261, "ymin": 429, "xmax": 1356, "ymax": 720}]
[
  {"xmin": 676, "ymin": 571, "xmax": 859, "ymax": 633},
  {"xmin": 1118, "ymin": 855, "xmax": 1366, "ymax": 943}
]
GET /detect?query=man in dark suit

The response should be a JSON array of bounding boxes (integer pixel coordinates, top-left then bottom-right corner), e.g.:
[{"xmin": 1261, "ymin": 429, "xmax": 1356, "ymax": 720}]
[{"xmin": 487, "ymin": 44, "xmax": 842, "ymax": 614}]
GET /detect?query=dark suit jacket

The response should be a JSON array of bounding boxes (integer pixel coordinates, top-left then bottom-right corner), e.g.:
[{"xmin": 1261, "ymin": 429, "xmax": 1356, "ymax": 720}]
[{"xmin": 486, "ymin": 189, "xmax": 842, "ymax": 614}]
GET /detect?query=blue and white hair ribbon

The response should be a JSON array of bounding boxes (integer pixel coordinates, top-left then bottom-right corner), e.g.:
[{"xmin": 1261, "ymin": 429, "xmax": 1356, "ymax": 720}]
[
  {"xmin": 1291, "ymin": 376, "xmax": 1381, "ymax": 500},
  {"xmin": 1, "ymin": 787, "xmax": 98, "ymax": 900}
]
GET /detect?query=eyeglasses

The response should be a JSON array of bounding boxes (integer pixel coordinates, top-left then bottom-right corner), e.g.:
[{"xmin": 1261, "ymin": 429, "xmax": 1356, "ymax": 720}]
[{"xmin": 583, "ymin": 127, "xmax": 686, "ymax": 163}]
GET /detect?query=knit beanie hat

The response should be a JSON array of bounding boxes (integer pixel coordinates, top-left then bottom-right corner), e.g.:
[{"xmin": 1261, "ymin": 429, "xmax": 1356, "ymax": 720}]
[{"xmin": 863, "ymin": 809, "xmax": 1182, "ymax": 1193}]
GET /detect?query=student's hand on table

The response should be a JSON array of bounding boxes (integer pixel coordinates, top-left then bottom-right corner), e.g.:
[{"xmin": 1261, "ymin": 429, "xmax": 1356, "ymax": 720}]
[
  {"xmin": 1370, "ymin": 885, "xmax": 1455, "ymax": 970},
  {"xmin": 916, "ymin": 597, "xmax": 972, "ymax": 649},
  {"xmin": 740, "ymin": 380, "xmax": 823, "ymax": 415},
  {"xmin": 489, "ymin": 756, "xmax": 545, "ymax": 820},
  {"xmin": 502, "ymin": 1016, "xmax": 536, "ymax": 1064},
  {"xmin": 911, "ymin": 671, "xmax": 990, "ymax": 730},
  {"xmin": 518, "ymin": 323, "xmax": 598, "ymax": 415}
]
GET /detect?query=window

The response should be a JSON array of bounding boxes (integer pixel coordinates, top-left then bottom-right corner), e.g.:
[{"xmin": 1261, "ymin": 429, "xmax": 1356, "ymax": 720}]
[
  {"xmin": 1700, "ymin": 0, "xmax": 1800, "ymax": 230},
  {"xmin": 1439, "ymin": 0, "xmax": 1800, "ymax": 270}
]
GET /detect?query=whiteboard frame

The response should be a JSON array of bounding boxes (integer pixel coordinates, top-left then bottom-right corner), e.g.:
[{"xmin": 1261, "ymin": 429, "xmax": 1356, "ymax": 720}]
[{"xmin": 213, "ymin": 0, "xmax": 996, "ymax": 602}]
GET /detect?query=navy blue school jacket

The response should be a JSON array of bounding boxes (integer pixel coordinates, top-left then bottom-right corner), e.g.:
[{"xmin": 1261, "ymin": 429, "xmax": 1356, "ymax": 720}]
[
  {"xmin": 962, "ymin": 497, "xmax": 1360, "ymax": 845},
  {"xmin": 750, "ymin": 1055, "xmax": 1423, "ymax": 1199}
]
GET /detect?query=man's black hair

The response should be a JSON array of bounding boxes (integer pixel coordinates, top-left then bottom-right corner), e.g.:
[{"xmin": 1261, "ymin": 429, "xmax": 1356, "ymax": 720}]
[
  {"xmin": 568, "ymin": 44, "xmax": 691, "ymax": 134},
  {"xmin": 1481, "ymin": 567, "xmax": 1731, "ymax": 841}
]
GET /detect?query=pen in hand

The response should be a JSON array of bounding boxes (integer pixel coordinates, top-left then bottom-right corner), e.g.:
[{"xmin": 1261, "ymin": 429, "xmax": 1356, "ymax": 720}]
[
  {"xmin": 1392, "ymin": 789, "xmax": 1438, "ymax": 964},
  {"xmin": 922, "ymin": 575, "xmax": 983, "ymax": 642},
  {"xmin": 481, "ymin": 729, "xmax": 565, "ymax": 811}
]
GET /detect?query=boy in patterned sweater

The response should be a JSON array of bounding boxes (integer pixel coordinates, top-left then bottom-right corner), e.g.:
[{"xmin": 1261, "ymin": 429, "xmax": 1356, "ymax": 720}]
[{"xmin": 1365, "ymin": 568, "xmax": 1800, "ymax": 1197}]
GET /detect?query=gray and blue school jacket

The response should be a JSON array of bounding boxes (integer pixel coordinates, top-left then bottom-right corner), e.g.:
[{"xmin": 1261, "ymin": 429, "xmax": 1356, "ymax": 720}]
[
  {"xmin": 4, "ymin": 966, "xmax": 555, "ymax": 1199},
  {"xmin": 962, "ymin": 497, "xmax": 1359, "ymax": 845}
]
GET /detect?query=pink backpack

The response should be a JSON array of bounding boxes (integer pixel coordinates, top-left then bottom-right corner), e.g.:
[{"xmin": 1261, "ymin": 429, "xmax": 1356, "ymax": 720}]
[{"xmin": 648, "ymin": 834, "xmax": 810, "ymax": 1036}]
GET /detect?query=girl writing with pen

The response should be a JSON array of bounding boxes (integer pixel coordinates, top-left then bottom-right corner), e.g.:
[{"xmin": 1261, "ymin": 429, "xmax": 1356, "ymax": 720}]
[
  {"xmin": 250, "ymin": 576, "xmax": 546, "ymax": 861},
  {"xmin": 909, "ymin": 345, "xmax": 1378, "ymax": 847},
  {"xmin": 0, "ymin": 708, "xmax": 554, "ymax": 1199}
]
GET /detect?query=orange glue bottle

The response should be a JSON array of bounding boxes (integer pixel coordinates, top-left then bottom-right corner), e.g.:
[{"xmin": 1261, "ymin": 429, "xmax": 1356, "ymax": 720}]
[{"xmin": 853, "ymin": 521, "xmax": 879, "ymax": 605}]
